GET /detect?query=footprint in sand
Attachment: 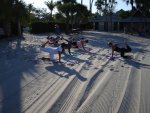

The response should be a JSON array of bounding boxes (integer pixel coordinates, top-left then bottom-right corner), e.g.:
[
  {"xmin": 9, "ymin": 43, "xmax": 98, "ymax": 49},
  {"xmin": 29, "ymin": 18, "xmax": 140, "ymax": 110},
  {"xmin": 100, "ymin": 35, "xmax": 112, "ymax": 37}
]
[
  {"xmin": 110, "ymin": 68, "xmax": 114, "ymax": 71},
  {"xmin": 94, "ymin": 67, "xmax": 98, "ymax": 69},
  {"xmin": 121, "ymin": 65, "xmax": 124, "ymax": 67}
]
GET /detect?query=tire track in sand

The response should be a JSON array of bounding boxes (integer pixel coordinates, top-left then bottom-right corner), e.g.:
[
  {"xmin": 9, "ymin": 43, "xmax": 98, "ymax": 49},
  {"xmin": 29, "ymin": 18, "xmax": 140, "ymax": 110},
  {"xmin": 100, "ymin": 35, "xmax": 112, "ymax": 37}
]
[
  {"xmin": 76, "ymin": 54, "xmax": 142, "ymax": 113},
  {"xmin": 46, "ymin": 49, "xmax": 114, "ymax": 113}
]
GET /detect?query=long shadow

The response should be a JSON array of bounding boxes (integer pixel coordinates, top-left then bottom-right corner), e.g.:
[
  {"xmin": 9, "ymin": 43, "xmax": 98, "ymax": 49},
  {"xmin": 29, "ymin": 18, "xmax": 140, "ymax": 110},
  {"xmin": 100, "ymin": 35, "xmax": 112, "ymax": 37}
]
[
  {"xmin": 45, "ymin": 49, "xmax": 92, "ymax": 81},
  {"xmin": 45, "ymin": 62, "xmax": 87, "ymax": 81},
  {"xmin": 124, "ymin": 58, "xmax": 150, "ymax": 69},
  {"xmin": 0, "ymin": 36, "xmax": 38, "ymax": 113},
  {"xmin": 62, "ymin": 51, "xmax": 95, "ymax": 67}
]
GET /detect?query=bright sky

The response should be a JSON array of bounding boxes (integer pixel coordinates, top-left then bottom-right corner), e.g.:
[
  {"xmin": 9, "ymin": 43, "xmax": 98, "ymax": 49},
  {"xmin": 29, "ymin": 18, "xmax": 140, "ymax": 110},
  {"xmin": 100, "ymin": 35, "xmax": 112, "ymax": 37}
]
[{"xmin": 23, "ymin": 0, "xmax": 131, "ymax": 13}]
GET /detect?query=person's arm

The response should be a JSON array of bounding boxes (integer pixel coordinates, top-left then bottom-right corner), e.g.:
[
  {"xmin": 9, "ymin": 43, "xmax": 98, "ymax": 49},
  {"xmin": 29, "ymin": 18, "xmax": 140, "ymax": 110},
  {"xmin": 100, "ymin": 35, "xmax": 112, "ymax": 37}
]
[
  {"xmin": 41, "ymin": 41, "xmax": 49, "ymax": 48},
  {"xmin": 58, "ymin": 51, "xmax": 61, "ymax": 62},
  {"xmin": 111, "ymin": 46, "xmax": 115, "ymax": 57},
  {"xmin": 81, "ymin": 41, "xmax": 86, "ymax": 50},
  {"xmin": 62, "ymin": 38, "xmax": 71, "ymax": 43}
]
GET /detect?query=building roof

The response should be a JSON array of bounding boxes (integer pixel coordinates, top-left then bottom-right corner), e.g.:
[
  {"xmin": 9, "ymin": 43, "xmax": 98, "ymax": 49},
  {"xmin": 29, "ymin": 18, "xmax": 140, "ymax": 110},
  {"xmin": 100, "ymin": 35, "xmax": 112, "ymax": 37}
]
[
  {"xmin": 122, "ymin": 17, "xmax": 150, "ymax": 22},
  {"xmin": 92, "ymin": 15, "xmax": 150, "ymax": 23},
  {"xmin": 92, "ymin": 15, "xmax": 121, "ymax": 22}
]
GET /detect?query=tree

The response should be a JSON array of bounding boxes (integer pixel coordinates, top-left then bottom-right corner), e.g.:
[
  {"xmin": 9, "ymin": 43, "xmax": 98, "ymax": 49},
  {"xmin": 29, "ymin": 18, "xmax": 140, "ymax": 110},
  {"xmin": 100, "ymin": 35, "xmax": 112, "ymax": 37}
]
[
  {"xmin": 0, "ymin": 0, "xmax": 28, "ymax": 37},
  {"xmin": 107, "ymin": 0, "xmax": 117, "ymax": 14},
  {"xmin": 56, "ymin": 0, "xmax": 77, "ymax": 32},
  {"xmin": 81, "ymin": 0, "xmax": 83, "ymax": 4},
  {"xmin": 0, "ymin": 0, "xmax": 14, "ymax": 37},
  {"xmin": 122, "ymin": 0, "xmax": 150, "ymax": 17},
  {"xmin": 89, "ymin": 0, "xmax": 94, "ymax": 13},
  {"xmin": 56, "ymin": 0, "xmax": 89, "ymax": 32},
  {"xmin": 54, "ymin": 13, "xmax": 66, "ymax": 22},
  {"xmin": 95, "ymin": 0, "xmax": 105, "ymax": 15},
  {"xmin": 13, "ymin": 0, "xmax": 28, "ymax": 36},
  {"xmin": 135, "ymin": 0, "xmax": 150, "ymax": 17},
  {"xmin": 116, "ymin": 9, "xmax": 130, "ymax": 19},
  {"xmin": 45, "ymin": 0, "xmax": 56, "ymax": 18},
  {"xmin": 123, "ymin": 0, "xmax": 134, "ymax": 10},
  {"xmin": 75, "ymin": 3, "xmax": 90, "ymax": 27},
  {"xmin": 107, "ymin": 0, "xmax": 117, "ymax": 31},
  {"xmin": 123, "ymin": 0, "xmax": 150, "ymax": 13}
]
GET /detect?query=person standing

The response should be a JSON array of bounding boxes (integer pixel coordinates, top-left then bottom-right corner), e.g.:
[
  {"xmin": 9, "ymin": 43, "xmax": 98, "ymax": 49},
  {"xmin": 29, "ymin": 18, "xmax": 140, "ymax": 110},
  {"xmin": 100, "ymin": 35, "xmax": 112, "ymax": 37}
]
[{"xmin": 54, "ymin": 24, "xmax": 61, "ymax": 35}]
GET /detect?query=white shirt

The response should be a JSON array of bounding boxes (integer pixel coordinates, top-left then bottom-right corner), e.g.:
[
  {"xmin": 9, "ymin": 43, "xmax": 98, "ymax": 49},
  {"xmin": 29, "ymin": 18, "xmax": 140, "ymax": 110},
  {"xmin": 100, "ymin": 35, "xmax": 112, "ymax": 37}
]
[{"xmin": 40, "ymin": 46, "xmax": 62, "ymax": 60}]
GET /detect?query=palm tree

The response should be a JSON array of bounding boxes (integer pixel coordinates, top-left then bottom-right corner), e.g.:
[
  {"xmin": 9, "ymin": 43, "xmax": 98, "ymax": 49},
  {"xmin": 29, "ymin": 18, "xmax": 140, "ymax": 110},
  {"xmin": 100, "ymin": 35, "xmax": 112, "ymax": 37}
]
[
  {"xmin": 56, "ymin": 0, "xmax": 76, "ymax": 32},
  {"xmin": 81, "ymin": 0, "xmax": 83, "ymax": 4},
  {"xmin": 96, "ymin": 0, "xmax": 117, "ymax": 31},
  {"xmin": 108, "ymin": 0, "xmax": 117, "ymax": 31},
  {"xmin": 123, "ymin": 0, "xmax": 135, "ymax": 10},
  {"xmin": 95, "ymin": 0, "xmax": 105, "ymax": 15},
  {"xmin": 13, "ymin": 0, "xmax": 28, "ymax": 36},
  {"xmin": 75, "ymin": 3, "xmax": 90, "ymax": 27},
  {"xmin": 0, "ymin": 0, "xmax": 15, "ymax": 37},
  {"xmin": 89, "ymin": 0, "xmax": 94, "ymax": 13},
  {"xmin": 45, "ymin": 0, "xmax": 56, "ymax": 18},
  {"xmin": 0, "ymin": 0, "xmax": 28, "ymax": 37}
]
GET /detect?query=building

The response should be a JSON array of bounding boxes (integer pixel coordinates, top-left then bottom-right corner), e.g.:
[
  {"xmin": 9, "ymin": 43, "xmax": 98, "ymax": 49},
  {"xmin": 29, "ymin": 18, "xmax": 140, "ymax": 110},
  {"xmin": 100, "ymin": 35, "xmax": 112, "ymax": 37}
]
[{"xmin": 92, "ymin": 14, "xmax": 150, "ymax": 34}]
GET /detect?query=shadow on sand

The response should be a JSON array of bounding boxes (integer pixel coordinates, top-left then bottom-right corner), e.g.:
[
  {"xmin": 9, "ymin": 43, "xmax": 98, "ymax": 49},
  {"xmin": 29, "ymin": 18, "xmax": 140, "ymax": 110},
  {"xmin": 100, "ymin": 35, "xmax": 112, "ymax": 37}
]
[
  {"xmin": 45, "ymin": 61, "xmax": 87, "ymax": 81},
  {"xmin": 0, "ymin": 36, "xmax": 39, "ymax": 113},
  {"xmin": 124, "ymin": 58, "xmax": 150, "ymax": 69}
]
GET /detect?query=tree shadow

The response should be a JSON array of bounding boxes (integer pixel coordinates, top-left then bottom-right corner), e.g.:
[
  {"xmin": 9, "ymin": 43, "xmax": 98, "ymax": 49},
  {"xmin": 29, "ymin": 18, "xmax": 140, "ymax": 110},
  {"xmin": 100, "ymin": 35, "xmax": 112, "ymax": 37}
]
[{"xmin": 0, "ymin": 36, "xmax": 39, "ymax": 113}]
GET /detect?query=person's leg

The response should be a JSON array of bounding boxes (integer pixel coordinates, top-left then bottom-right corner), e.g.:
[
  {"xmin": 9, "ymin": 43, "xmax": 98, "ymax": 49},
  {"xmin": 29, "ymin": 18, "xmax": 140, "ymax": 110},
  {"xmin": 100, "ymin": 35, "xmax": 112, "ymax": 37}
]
[
  {"xmin": 68, "ymin": 47, "xmax": 71, "ymax": 55},
  {"xmin": 61, "ymin": 43, "xmax": 66, "ymax": 53},
  {"xmin": 58, "ymin": 51, "xmax": 61, "ymax": 62},
  {"xmin": 49, "ymin": 51, "xmax": 54, "ymax": 60},
  {"xmin": 72, "ymin": 42, "xmax": 78, "ymax": 48},
  {"xmin": 41, "ymin": 47, "xmax": 54, "ymax": 60},
  {"xmin": 120, "ymin": 47, "xmax": 132, "ymax": 58},
  {"xmin": 120, "ymin": 48, "xmax": 125, "ymax": 57},
  {"xmin": 40, "ymin": 47, "xmax": 51, "ymax": 53},
  {"xmin": 125, "ymin": 45, "xmax": 132, "ymax": 52},
  {"xmin": 67, "ymin": 44, "xmax": 71, "ymax": 55}
]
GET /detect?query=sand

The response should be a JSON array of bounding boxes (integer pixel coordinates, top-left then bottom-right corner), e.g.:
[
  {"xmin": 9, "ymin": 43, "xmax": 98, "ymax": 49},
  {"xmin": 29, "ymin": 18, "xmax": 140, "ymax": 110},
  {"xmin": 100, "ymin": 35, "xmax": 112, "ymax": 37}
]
[{"xmin": 0, "ymin": 31, "xmax": 150, "ymax": 113}]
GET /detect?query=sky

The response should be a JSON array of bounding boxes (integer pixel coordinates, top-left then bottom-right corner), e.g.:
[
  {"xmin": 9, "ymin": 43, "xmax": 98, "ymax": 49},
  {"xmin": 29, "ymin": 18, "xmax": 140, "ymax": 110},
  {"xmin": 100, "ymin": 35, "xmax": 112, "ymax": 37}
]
[{"xmin": 23, "ymin": 0, "xmax": 131, "ymax": 13}]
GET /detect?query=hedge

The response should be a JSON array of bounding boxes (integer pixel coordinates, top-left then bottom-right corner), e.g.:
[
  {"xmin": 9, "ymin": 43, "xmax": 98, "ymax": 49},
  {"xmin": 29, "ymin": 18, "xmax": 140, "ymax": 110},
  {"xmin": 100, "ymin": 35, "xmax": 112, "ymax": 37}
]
[
  {"xmin": 30, "ymin": 22, "xmax": 66, "ymax": 34},
  {"xmin": 30, "ymin": 22, "xmax": 93, "ymax": 34}
]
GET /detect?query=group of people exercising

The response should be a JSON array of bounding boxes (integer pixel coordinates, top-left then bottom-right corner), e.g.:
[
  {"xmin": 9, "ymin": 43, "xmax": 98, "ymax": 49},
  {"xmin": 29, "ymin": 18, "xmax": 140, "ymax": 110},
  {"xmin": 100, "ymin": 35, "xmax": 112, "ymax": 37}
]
[
  {"xmin": 40, "ymin": 35, "xmax": 132, "ymax": 62},
  {"xmin": 40, "ymin": 35, "xmax": 88, "ymax": 62}
]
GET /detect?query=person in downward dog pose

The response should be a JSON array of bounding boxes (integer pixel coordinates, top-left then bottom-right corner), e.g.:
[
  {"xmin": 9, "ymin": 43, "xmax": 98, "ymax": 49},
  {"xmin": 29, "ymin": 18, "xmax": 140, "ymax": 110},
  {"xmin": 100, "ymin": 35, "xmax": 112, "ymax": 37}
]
[
  {"xmin": 71, "ymin": 38, "xmax": 89, "ymax": 50},
  {"xmin": 108, "ymin": 42, "xmax": 132, "ymax": 58},
  {"xmin": 40, "ymin": 40, "xmax": 62, "ymax": 62},
  {"xmin": 61, "ymin": 37, "xmax": 89, "ymax": 54}
]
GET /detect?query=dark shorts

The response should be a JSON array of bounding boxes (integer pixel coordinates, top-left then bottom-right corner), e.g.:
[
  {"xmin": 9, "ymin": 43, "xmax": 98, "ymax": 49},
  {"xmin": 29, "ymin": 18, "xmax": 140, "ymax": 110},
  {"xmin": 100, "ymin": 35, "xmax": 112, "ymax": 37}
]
[{"xmin": 115, "ymin": 45, "xmax": 132, "ymax": 57}]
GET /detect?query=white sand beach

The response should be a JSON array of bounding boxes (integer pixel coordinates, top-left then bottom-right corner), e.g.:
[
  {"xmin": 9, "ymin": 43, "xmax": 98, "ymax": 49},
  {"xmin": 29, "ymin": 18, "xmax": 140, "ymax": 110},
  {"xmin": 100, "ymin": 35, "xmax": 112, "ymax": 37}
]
[{"xmin": 0, "ymin": 31, "xmax": 150, "ymax": 113}]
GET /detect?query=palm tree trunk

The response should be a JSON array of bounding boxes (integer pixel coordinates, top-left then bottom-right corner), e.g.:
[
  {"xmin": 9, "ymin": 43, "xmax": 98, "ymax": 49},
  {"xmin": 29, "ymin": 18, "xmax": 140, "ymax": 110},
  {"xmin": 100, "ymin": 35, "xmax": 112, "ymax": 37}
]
[
  {"xmin": 3, "ymin": 22, "xmax": 11, "ymax": 37},
  {"xmin": 81, "ymin": 0, "xmax": 83, "ymax": 4},
  {"xmin": 17, "ymin": 21, "xmax": 22, "ymax": 36},
  {"xmin": 66, "ymin": 15, "xmax": 69, "ymax": 34},
  {"xmin": 89, "ymin": 0, "xmax": 92, "ymax": 12},
  {"xmin": 71, "ymin": 13, "xmax": 74, "ymax": 29},
  {"xmin": 51, "ymin": 10, "xmax": 53, "ymax": 18}
]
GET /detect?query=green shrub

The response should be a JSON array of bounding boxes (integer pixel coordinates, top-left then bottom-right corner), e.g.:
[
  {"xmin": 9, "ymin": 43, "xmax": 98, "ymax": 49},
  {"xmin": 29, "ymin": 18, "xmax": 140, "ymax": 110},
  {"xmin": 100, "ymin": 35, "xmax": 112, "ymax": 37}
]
[
  {"xmin": 80, "ymin": 22, "xmax": 93, "ymax": 30},
  {"xmin": 30, "ymin": 22, "xmax": 66, "ymax": 34}
]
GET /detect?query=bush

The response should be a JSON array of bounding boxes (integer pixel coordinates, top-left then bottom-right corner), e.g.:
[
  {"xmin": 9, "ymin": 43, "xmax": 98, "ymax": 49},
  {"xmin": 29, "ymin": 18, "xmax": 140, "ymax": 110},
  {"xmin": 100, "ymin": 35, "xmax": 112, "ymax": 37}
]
[
  {"xmin": 30, "ymin": 22, "xmax": 93, "ymax": 34},
  {"xmin": 80, "ymin": 22, "xmax": 93, "ymax": 30},
  {"xmin": 30, "ymin": 22, "xmax": 66, "ymax": 34}
]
